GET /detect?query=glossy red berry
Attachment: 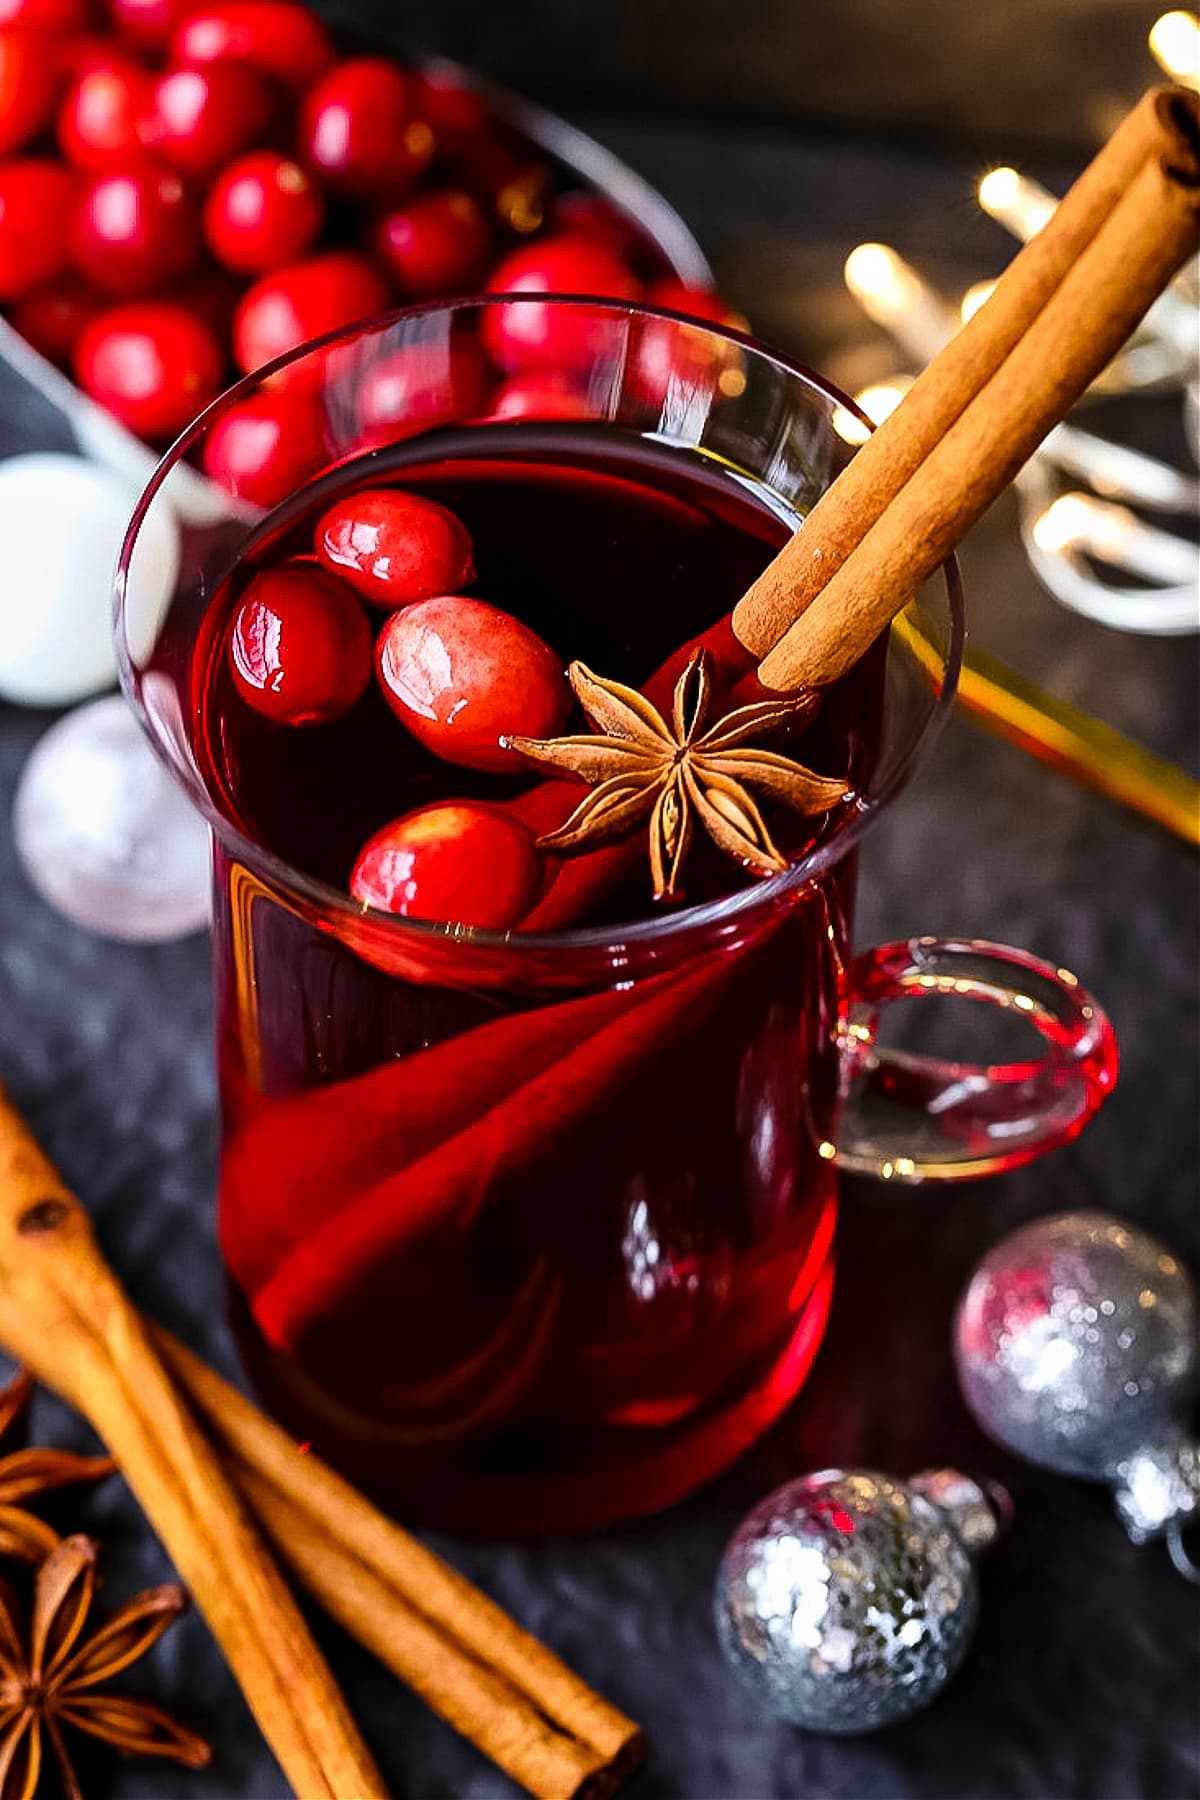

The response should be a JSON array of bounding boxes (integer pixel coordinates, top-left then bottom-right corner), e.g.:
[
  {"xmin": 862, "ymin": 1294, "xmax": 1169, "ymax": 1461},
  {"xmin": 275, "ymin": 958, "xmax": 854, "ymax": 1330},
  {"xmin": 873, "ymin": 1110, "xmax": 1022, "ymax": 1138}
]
[
  {"xmin": 550, "ymin": 192, "xmax": 638, "ymax": 262},
  {"xmin": 350, "ymin": 802, "xmax": 541, "ymax": 930},
  {"xmin": 10, "ymin": 275, "xmax": 102, "ymax": 363},
  {"xmin": 0, "ymin": 27, "xmax": 61, "ymax": 156},
  {"xmin": 0, "ymin": 0, "xmax": 89, "ymax": 27},
  {"xmin": 371, "ymin": 188, "xmax": 490, "ymax": 300},
  {"xmin": 630, "ymin": 280, "xmax": 745, "ymax": 409},
  {"xmin": 376, "ymin": 594, "xmax": 568, "ymax": 773},
  {"xmin": 316, "ymin": 488, "xmax": 474, "ymax": 609},
  {"xmin": 232, "ymin": 251, "xmax": 388, "ymax": 376},
  {"xmin": 141, "ymin": 63, "xmax": 275, "ymax": 181},
  {"xmin": 229, "ymin": 562, "xmax": 372, "ymax": 725},
  {"xmin": 201, "ymin": 387, "xmax": 326, "ymax": 505},
  {"xmin": 72, "ymin": 166, "xmax": 200, "ymax": 295},
  {"xmin": 57, "ymin": 60, "xmax": 151, "ymax": 170},
  {"xmin": 482, "ymin": 236, "xmax": 640, "ymax": 373},
  {"xmin": 0, "ymin": 160, "xmax": 73, "ymax": 300},
  {"xmin": 108, "ymin": 0, "xmax": 179, "ymax": 49},
  {"xmin": 645, "ymin": 278, "xmax": 745, "ymax": 327},
  {"xmin": 300, "ymin": 57, "xmax": 432, "ymax": 198},
  {"xmin": 204, "ymin": 150, "xmax": 323, "ymax": 274},
  {"xmin": 356, "ymin": 337, "xmax": 491, "ymax": 445},
  {"xmin": 409, "ymin": 68, "xmax": 490, "ymax": 149},
  {"xmin": 75, "ymin": 300, "xmax": 223, "ymax": 440},
  {"xmin": 170, "ymin": 3, "xmax": 334, "ymax": 91},
  {"xmin": 489, "ymin": 372, "xmax": 593, "ymax": 421}
]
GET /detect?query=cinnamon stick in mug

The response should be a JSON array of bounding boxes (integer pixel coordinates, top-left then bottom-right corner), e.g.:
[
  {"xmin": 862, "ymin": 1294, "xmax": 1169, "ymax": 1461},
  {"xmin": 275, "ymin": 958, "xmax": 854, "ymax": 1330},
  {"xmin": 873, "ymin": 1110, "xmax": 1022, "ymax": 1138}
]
[{"xmin": 732, "ymin": 84, "xmax": 1200, "ymax": 662}]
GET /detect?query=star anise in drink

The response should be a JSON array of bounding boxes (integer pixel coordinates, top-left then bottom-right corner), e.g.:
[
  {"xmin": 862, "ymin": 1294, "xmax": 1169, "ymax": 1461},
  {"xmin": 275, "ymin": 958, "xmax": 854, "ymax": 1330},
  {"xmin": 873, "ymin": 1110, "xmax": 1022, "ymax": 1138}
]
[
  {"xmin": 0, "ymin": 1534, "xmax": 210, "ymax": 1800},
  {"xmin": 507, "ymin": 648, "xmax": 852, "ymax": 900},
  {"xmin": 0, "ymin": 1372, "xmax": 113, "ymax": 1565}
]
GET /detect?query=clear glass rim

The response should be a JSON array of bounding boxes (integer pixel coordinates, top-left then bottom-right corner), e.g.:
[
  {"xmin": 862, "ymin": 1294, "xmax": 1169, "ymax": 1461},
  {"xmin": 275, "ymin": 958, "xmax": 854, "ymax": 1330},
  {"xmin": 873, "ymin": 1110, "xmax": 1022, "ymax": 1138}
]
[{"xmin": 114, "ymin": 295, "xmax": 964, "ymax": 957}]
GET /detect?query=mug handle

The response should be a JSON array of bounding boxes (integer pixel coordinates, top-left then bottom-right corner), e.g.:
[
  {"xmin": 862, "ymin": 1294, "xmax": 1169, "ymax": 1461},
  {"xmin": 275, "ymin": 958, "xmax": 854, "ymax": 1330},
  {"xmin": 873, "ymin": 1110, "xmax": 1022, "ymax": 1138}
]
[{"xmin": 835, "ymin": 937, "xmax": 1118, "ymax": 1181}]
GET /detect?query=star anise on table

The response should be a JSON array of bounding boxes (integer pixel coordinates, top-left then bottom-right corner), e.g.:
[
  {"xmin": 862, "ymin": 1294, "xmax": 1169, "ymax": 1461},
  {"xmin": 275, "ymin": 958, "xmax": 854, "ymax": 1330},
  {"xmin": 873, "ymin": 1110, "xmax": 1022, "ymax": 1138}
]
[
  {"xmin": 0, "ymin": 1534, "xmax": 210, "ymax": 1800},
  {"xmin": 507, "ymin": 649, "xmax": 854, "ymax": 900},
  {"xmin": 0, "ymin": 1373, "xmax": 113, "ymax": 1566}
]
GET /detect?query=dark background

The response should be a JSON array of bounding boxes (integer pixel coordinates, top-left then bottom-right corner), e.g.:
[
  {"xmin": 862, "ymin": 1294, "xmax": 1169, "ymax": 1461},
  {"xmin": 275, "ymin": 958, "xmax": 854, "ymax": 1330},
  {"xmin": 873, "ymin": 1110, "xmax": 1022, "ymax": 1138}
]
[{"xmin": 1, "ymin": 5, "xmax": 1198, "ymax": 1798}]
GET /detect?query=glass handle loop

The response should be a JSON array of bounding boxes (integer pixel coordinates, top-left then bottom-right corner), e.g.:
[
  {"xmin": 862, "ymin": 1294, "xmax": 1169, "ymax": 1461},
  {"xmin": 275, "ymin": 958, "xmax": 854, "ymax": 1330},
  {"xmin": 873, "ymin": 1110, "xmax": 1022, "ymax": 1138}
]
[{"xmin": 834, "ymin": 936, "xmax": 1118, "ymax": 1182}]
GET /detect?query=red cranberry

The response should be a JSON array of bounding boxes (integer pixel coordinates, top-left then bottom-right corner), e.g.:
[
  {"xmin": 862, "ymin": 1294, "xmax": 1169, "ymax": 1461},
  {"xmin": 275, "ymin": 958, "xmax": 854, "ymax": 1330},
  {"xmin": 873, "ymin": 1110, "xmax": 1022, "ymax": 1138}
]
[
  {"xmin": 300, "ymin": 57, "xmax": 432, "ymax": 198},
  {"xmin": 170, "ymin": 3, "xmax": 334, "ymax": 91},
  {"xmin": 109, "ymin": 0, "xmax": 179, "ymax": 49},
  {"xmin": 204, "ymin": 150, "xmax": 323, "ymax": 274},
  {"xmin": 409, "ymin": 68, "xmax": 490, "ymax": 150},
  {"xmin": 482, "ymin": 236, "xmax": 640, "ymax": 373},
  {"xmin": 75, "ymin": 300, "xmax": 223, "ymax": 440},
  {"xmin": 630, "ymin": 280, "xmax": 746, "ymax": 409},
  {"xmin": 371, "ymin": 189, "xmax": 490, "ymax": 300},
  {"xmin": 316, "ymin": 488, "xmax": 474, "ymax": 609},
  {"xmin": 141, "ymin": 63, "xmax": 276, "ymax": 181},
  {"xmin": 490, "ymin": 372, "xmax": 593, "ymax": 421},
  {"xmin": 376, "ymin": 594, "xmax": 569, "ymax": 773},
  {"xmin": 550, "ymin": 192, "xmax": 638, "ymax": 261},
  {"xmin": 229, "ymin": 562, "xmax": 372, "ymax": 725},
  {"xmin": 350, "ymin": 802, "xmax": 541, "ymax": 930},
  {"xmin": 0, "ymin": 160, "xmax": 73, "ymax": 300},
  {"xmin": 0, "ymin": 27, "xmax": 60, "ymax": 156},
  {"xmin": 10, "ymin": 275, "xmax": 102, "ymax": 363},
  {"xmin": 356, "ymin": 337, "xmax": 491, "ymax": 445},
  {"xmin": 232, "ymin": 250, "xmax": 388, "ymax": 377},
  {"xmin": 201, "ymin": 387, "xmax": 326, "ymax": 505},
  {"xmin": 57, "ymin": 60, "xmax": 151, "ymax": 170},
  {"xmin": 0, "ymin": 0, "xmax": 89, "ymax": 26},
  {"xmin": 72, "ymin": 166, "xmax": 200, "ymax": 295}
]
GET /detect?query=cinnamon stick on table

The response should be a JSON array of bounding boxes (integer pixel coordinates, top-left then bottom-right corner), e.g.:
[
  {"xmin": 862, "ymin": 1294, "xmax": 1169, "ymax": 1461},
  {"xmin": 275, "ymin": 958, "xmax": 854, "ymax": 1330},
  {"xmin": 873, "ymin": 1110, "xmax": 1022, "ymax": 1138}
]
[
  {"xmin": 0, "ymin": 1085, "xmax": 643, "ymax": 1800},
  {"xmin": 0, "ymin": 1086, "xmax": 386, "ymax": 1800},
  {"xmin": 731, "ymin": 83, "xmax": 1200, "ymax": 685}
]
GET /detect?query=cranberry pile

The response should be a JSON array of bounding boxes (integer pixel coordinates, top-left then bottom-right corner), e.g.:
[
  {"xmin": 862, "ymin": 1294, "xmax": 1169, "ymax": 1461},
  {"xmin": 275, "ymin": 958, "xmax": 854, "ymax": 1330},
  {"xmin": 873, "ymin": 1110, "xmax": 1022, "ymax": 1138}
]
[
  {"xmin": 0, "ymin": 0, "xmax": 738, "ymax": 496},
  {"xmin": 229, "ymin": 484, "xmax": 569, "ymax": 927}
]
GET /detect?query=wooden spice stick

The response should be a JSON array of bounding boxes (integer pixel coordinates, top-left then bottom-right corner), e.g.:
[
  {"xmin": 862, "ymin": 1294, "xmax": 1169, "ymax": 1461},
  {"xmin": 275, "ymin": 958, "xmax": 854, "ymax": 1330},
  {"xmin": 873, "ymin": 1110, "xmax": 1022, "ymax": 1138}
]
[
  {"xmin": 0, "ymin": 1087, "xmax": 388, "ymax": 1800},
  {"xmin": 732, "ymin": 84, "xmax": 1200, "ymax": 659},
  {"xmin": 154, "ymin": 1328, "xmax": 644, "ymax": 1800},
  {"xmin": 757, "ymin": 146, "xmax": 1200, "ymax": 692}
]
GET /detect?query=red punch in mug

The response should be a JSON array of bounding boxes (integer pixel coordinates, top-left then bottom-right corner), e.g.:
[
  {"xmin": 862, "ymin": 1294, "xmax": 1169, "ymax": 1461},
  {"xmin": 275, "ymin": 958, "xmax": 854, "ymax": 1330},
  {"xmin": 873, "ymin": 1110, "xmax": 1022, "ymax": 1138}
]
[{"xmin": 116, "ymin": 299, "xmax": 1117, "ymax": 1533}]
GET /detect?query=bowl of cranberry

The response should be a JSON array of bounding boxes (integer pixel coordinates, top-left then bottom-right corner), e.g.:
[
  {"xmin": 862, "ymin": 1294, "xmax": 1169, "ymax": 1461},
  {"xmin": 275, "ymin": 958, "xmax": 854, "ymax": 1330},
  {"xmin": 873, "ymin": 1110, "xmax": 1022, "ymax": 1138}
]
[{"xmin": 0, "ymin": 0, "xmax": 736, "ymax": 512}]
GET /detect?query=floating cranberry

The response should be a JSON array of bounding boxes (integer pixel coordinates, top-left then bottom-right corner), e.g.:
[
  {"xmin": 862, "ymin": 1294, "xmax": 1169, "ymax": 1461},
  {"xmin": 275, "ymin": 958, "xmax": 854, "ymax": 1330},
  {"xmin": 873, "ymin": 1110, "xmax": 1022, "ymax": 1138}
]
[
  {"xmin": 300, "ymin": 57, "xmax": 432, "ymax": 198},
  {"xmin": 371, "ymin": 188, "xmax": 490, "ymax": 300},
  {"xmin": 141, "ymin": 63, "xmax": 276, "ymax": 181},
  {"xmin": 376, "ymin": 594, "xmax": 568, "ymax": 773},
  {"xmin": 0, "ymin": 0, "xmax": 88, "ymax": 26},
  {"xmin": 350, "ymin": 802, "xmax": 541, "ymax": 930},
  {"xmin": 0, "ymin": 160, "xmax": 73, "ymax": 299},
  {"xmin": 232, "ymin": 250, "xmax": 388, "ymax": 377},
  {"xmin": 75, "ymin": 300, "xmax": 223, "ymax": 439},
  {"xmin": 57, "ymin": 60, "xmax": 151, "ymax": 170},
  {"xmin": 72, "ymin": 166, "xmax": 200, "ymax": 295},
  {"xmin": 0, "ymin": 27, "xmax": 60, "ymax": 156},
  {"xmin": 229, "ymin": 562, "xmax": 372, "ymax": 725},
  {"xmin": 10, "ymin": 275, "xmax": 102, "ymax": 364},
  {"xmin": 482, "ymin": 235, "xmax": 640, "ymax": 374},
  {"xmin": 202, "ymin": 387, "xmax": 326, "ymax": 505},
  {"xmin": 204, "ymin": 150, "xmax": 323, "ymax": 274},
  {"xmin": 316, "ymin": 488, "xmax": 474, "ymax": 609},
  {"xmin": 109, "ymin": 0, "xmax": 179, "ymax": 49},
  {"xmin": 490, "ymin": 372, "xmax": 593, "ymax": 421},
  {"xmin": 170, "ymin": 3, "xmax": 334, "ymax": 91},
  {"xmin": 356, "ymin": 337, "xmax": 491, "ymax": 445}
]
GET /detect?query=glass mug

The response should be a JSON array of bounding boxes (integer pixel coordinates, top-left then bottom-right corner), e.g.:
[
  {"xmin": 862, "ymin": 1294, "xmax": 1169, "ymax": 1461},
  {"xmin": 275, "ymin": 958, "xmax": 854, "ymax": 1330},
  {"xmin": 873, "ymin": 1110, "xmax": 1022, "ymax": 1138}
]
[{"xmin": 116, "ymin": 299, "xmax": 1117, "ymax": 1534}]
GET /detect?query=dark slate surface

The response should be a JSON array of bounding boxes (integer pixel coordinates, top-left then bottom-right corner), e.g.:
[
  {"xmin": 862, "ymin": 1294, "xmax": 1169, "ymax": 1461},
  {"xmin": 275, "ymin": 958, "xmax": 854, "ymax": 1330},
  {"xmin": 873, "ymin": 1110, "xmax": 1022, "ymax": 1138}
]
[{"xmin": 1, "ymin": 116, "xmax": 1198, "ymax": 1800}]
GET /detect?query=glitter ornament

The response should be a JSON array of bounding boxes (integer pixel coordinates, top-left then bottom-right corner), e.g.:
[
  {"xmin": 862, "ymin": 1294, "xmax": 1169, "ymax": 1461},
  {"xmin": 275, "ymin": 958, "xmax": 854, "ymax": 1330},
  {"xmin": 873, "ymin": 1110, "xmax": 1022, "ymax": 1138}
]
[
  {"xmin": 955, "ymin": 1212, "xmax": 1199, "ymax": 1572},
  {"xmin": 716, "ymin": 1467, "xmax": 1006, "ymax": 1733},
  {"xmin": 13, "ymin": 696, "xmax": 210, "ymax": 941}
]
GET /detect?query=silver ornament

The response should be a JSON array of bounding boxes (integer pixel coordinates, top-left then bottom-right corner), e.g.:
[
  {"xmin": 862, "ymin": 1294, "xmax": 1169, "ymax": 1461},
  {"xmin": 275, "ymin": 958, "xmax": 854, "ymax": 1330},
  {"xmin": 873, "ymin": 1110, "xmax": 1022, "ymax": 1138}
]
[
  {"xmin": 715, "ymin": 1467, "xmax": 1005, "ymax": 1733},
  {"xmin": 955, "ymin": 1211, "xmax": 1199, "ymax": 1568}
]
